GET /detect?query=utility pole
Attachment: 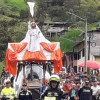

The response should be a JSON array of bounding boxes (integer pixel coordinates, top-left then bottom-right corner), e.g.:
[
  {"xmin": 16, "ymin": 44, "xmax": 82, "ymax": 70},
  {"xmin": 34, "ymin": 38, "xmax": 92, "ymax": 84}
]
[
  {"xmin": 66, "ymin": 11, "xmax": 88, "ymax": 71},
  {"xmin": 85, "ymin": 19, "xmax": 87, "ymax": 71}
]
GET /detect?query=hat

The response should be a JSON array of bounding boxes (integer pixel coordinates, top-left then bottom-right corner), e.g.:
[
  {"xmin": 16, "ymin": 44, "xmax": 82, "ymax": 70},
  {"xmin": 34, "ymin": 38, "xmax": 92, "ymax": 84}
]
[
  {"xmin": 22, "ymin": 83, "xmax": 27, "ymax": 86},
  {"xmin": 6, "ymin": 81, "xmax": 11, "ymax": 84},
  {"xmin": 85, "ymin": 80, "xmax": 89, "ymax": 85}
]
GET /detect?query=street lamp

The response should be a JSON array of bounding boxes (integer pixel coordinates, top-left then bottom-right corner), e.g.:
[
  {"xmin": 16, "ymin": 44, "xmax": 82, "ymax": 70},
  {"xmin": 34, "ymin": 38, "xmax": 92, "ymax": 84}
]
[{"xmin": 66, "ymin": 11, "xmax": 88, "ymax": 71}]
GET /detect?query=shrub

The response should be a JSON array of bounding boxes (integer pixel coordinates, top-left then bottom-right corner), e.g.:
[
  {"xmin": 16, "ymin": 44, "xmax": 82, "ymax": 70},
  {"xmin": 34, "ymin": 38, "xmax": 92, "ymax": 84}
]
[
  {"xmin": 20, "ymin": 9, "xmax": 29, "ymax": 19},
  {"xmin": 8, "ymin": 19, "xmax": 18, "ymax": 26}
]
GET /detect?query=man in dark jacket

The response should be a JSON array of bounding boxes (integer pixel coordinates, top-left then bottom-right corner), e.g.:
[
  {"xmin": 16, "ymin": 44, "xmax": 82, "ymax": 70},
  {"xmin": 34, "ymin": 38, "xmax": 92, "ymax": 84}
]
[
  {"xmin": 18, "ymin": 83, "xmax": 32, "ymax": 100},
  {"xmin": 78, "ymin": 80, "xmax": 92, "ymax": 100},
  {"xmin": 40, "ymin": 74, "xmax": 67, "ymax": 100}
]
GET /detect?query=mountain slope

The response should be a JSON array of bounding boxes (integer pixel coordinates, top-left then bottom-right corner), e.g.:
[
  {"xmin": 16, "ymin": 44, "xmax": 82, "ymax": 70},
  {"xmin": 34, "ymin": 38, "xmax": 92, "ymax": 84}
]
[{"xmin": 0, "ymin": 0, "xmax": 27, "ymax": 11}]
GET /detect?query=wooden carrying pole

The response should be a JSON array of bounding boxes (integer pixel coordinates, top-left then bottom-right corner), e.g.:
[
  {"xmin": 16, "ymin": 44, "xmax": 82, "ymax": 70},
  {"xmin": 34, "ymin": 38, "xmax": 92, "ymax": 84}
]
[{"xmin": 43, "ymin": 63, "xmax": 46, "ymax": 85}]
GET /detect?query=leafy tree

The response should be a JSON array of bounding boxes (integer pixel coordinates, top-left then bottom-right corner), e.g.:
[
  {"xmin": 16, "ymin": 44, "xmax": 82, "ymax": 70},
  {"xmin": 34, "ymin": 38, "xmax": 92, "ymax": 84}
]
[
  {"xmin": 20, "ymin": 9, "xmax": 29, "ymax": 19},
  {"xmin": 63, "ymin": 0, "xmax": 80, "ymax": 12},
  {"xmin": 47, "ymin": 6, "xmax": 66, "ymax": 21},
  {"xmin": 8, "ymin": 19, "xmax": 18, "ymax": 26},
  {"xmin": 50, "ymin": 0, "xmax": 64, "ymax": 6},
  {"xmin": 35, "ymin": 0, "xmax": 47, "ymax": 28},
  {"xmin": 8, "ymin": 21, "xmax": 27, "ymax": 42},
  {"xmin": 0, "ymin": 20, "xmax": 11, "ymax": 61},
  {"xmin": 79, "ymin": 0, "xmax": 100, "ymax": 23}
]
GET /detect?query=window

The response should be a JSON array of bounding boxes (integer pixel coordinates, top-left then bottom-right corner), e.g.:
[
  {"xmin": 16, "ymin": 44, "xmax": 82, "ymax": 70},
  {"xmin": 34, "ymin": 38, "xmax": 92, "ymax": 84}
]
[
  {"xmin": 82, "ymin": 48, "xmax": 85, "ymax": 57},
  {"xmin": 74, "ymin": 53, "xmax": 78, "ymax": 60},
  {"xmin": 78, "ymin": 51, "xmax": 81, "ymax": 59}
]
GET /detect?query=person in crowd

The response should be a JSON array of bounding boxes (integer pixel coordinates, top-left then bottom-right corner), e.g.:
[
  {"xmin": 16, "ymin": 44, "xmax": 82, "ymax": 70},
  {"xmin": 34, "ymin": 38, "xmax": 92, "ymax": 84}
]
[
  {"xmin": 1, "ymin": 67, "xmax": 6, "ymax": 77},
  {"xmin": 74, "ymin": 77, "xmax": 80, "ymax": 85},
  {"xmin": 62, "ymin": 79, "xmax": 72, "ymax": 100},
  {"xmin": 69, "ymin": 84, "xmax": 79, "ymax": 100},
  {"xmin": 59, "ymin": 81, "xmax": 64, "ymax": 89},
  {"xmin": 40, "ymin": 74, "xmax": 67, "ymax": 100},
  {"xmin": 96, "ymin": 70, "xmax": 100, "ymax": 81},
  {"xmin": 78, "ymin": 70, "xmax": 84, "ymax": 79},
  {"xmin": 1, "ymin": 80, "xmax": 16, "ymax": 100},
  {"xmin": 78, "ymin": 80, "xmax": 92, "ymax": 100},
  {"xmin": 91, "ymin": 80, "xmax": 100, "ymax": 100},
  {"xmin": 84, "ymin": 70, "xmax": 88, "ymax": 78},
  {"xmin": 76, "ymin": 84, "xmax": 80, "ymax": 97},
  {"xmin": 89, "ymin": 80, "xmax": 93, "ymax": 87},
  {"xmin": 3, "ymin": 73, "xmax": 11, "ymax": 87},
  {"xmin": 62, "ymin": 79, "xmax": 72, "ymax": 93},
  {"xmin": 40, "ymin": 79, "xmax": 48, "ymax": 94},
  {"xmin": 18, "ymin": 83, "xmax": 33, "ymax": 100},
  {"xmin": 1, "ymin": 67, "xmax": 7, "ymax": 85},
  {"xmin": 71, "ymin": 68, "xmax": 75, "ymax": 76}
]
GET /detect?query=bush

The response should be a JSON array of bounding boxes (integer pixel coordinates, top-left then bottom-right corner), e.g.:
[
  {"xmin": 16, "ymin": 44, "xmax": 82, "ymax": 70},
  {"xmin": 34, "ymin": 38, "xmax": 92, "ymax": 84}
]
[
  {"xmin": 0, "ymin": 9, "xmax": 5, "ymax": 15},
  {"xmin": 8, "ymin": 19, "xmax": 18, "ymax": 26},
  {"xmin": 11, "ymin": 6, "xmax": 18, "ymax": 12},
  {"xmin": 0, "ymin": 61, "xmax": 5, "ymax": 74},
  {"xmin": 20, "ymin": 9, "xmax": 29, "ymax": 19}
]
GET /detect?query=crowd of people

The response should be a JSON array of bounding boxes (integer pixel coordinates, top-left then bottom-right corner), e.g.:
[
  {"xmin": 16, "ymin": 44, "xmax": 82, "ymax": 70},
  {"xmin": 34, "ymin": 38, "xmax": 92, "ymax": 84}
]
[
  {"xmin": 58, "ymin": 74, "xmax": 100, "ymax": 100},
  {"xmin": 0, "ymin": 67, "xmax": 32, "ymax": 100},
  {"xmin": 1, "ymin": 67, "xmax": 14, "ymax": 88},
  {"xmin": 40, "ymin": 68, "xmax": 100, "ymax": 100},
  {"xmin": 0, "ymin": 66, "xmax": 100, "ymax": 100}
]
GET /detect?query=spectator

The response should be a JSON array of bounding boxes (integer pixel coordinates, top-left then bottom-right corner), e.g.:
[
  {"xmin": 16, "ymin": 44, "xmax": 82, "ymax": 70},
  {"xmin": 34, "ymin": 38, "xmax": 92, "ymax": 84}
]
[
  {"xmin": 1, "ymin": 67, "xmax": 7, "ymax": 85},
  {"xmin": 76, "ymin": 84, "xmax": 80, "ymax": 97},
  {"xmin": 62, "ymin": 79, "xmax": 72, "ymax": 93},
  {"xmin": 40, "ymin": 79, "xmax": 48, "ymax": 94},
  {"xmin": 96, "ymin": 70, "xmax": 100, "ymax": 81},
  {"xmin": 78, "ymin": 80, "xmax": 92, "ymax": 100},
  {"xmin": 91, "ymin": 80, "xmax": 100, "ymax": 100},
  {"xmin": 69, "ymin": 84, "xmax": 79, "ymax": 100},
  {"xmin": 78, "ymin": 70, "xmax": 84, "ymax": 79},
  {"xmin": 71, "ymin": 68, "xmax": 75, "ymax": 76},
  {"xmin": 62, "ymin": 79, "xmax": 72, "ymax": 99}
]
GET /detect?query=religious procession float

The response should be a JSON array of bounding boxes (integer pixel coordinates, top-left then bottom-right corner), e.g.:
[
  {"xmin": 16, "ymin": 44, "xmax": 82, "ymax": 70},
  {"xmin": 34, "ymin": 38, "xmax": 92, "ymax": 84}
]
[{"xmin": 5, "ymin": 2, "xmax": 63, "ymax": 99}]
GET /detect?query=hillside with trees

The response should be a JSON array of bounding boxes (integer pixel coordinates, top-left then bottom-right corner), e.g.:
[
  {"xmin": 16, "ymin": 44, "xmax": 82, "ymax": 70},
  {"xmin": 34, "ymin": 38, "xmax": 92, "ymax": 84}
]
[{"xmin": 0, "ymin": 0, "xmax": 100, "ymax": 62}]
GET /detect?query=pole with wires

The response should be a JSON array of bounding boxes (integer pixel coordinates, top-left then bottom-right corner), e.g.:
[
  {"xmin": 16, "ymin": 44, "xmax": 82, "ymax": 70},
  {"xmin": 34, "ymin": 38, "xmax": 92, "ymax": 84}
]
[{"xmin": 66, "ymin": 11, "xmax": 88, "ymax": 71}]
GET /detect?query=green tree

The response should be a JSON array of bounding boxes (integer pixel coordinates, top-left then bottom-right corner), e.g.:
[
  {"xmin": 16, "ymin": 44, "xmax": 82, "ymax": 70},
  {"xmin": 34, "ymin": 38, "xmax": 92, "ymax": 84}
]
[
  {"xmin": 50, "ymin": 0, "xmax": 64, "ymax": 6},
  {"xmin": 0, "ymin": 20, "xmax": 11, "ymax": 61},
  {"xmin": 35, "ymin": 0, "xmax": 47, "ymax": 28},
  {"xmin": 79, "ymin": 0, "xmax": 100, "ymax": 23},
  {"xmin": 20, "ymin": 9, "xmax": 29, "ymax": 19},
  {"xmin": 63, "ymin": 0, "xmax": 80, "ymax": 12},
  {"xmin": 47, "ymin": 6, "xmax": 66, "ymax": 21}
]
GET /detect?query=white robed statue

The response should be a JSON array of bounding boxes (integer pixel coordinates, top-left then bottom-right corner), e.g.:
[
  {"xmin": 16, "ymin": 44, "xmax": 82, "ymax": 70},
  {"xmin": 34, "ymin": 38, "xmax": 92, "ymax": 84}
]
[
  {"xmin": 21, "ymin": 2, "xmax": 50, "ymax": 52},
  {"xmin": 28, "ymin": 21, "xmax": 40, "ymax": 52},
  {"xmin": 28, "ymin": 2, "xmax": 40, "ymax": 52}
]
